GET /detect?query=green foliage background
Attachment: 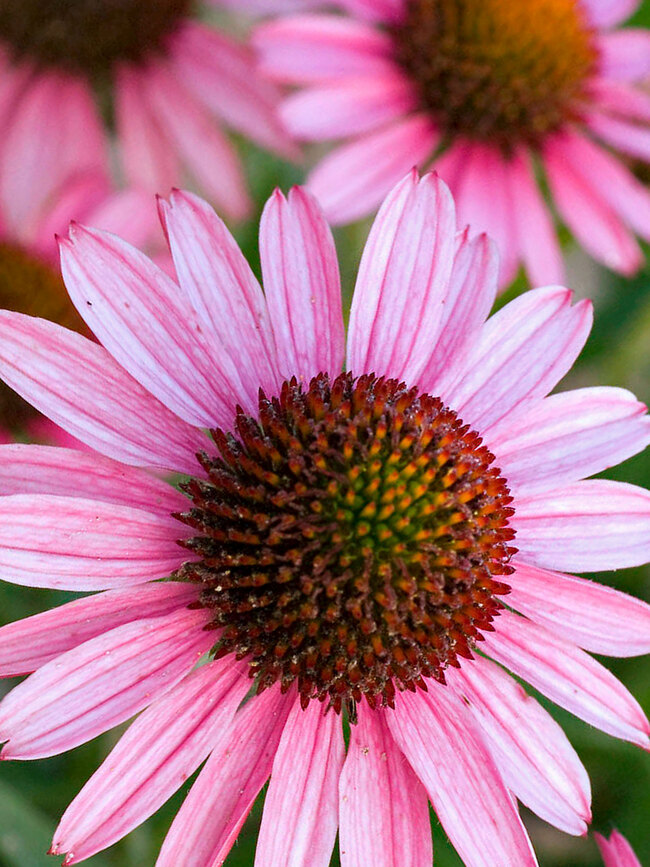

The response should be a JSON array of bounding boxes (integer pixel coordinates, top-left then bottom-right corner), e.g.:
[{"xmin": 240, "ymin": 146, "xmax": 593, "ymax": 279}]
[{"xmin": 1, "ymin": 2, "xmax": 650, "ymax": 864}]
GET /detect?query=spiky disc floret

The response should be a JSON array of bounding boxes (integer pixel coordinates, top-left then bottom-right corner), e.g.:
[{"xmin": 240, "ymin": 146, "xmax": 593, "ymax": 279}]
[{"xmin": 176, "ymin": 373, "xmax": 516, "ymax": 713}]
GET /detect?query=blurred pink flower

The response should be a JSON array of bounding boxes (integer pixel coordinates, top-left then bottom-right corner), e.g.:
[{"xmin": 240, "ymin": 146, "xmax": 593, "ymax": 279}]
[
  {"xmin": 0, "ymin": 1, "xmax": 295, "ymax": 223},
  {"xmin": 595, "ymin": 829, "xmax": 642, "ymax": 867},
  {"xmin": 255, "ymin": 0, "xmax": 650, "ymax": 286},
  {"xmin": 0, "ymin": 173, "xmax": 649, "ymax": 866}
]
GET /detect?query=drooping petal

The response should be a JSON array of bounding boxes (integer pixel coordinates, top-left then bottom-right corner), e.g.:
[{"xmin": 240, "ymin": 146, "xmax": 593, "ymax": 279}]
[
  {"xmin": 0, "ymin": 312, "xmax": 209, "ymax": 473},
  {"xmin": 60, "ymin": 223, "xmax": 242, "ymax": 429},
  {"xmin": 387, "ymin": 686, "xmax": 538, "ymax": 867},
  {"xmin": 260, "ymin": 186, "xmax": 344, "ymax": 383},
  {"xmin": 588, "ymin": 111, "xmax": 650, "ymax": 162},
  {"xmin": 442, "ymin": 287, "xmax": 592, "ymax": 433},
  {"xmin": 339, "ymin": 706, "xmax": 432, "ymax": 867},
  {"xmin": 0, "ymin": 495, "xmax": 191, "ymax": 591},
  {"xmin": 581, "ymin": 0, "xmax": 641, "ymax": 28},
  {"xmin": 506, "ymin": 562, "xmax": 650, "ymax": 657},
  {"xmin": 482, "ymin": 611, "xmax": 650, "ymax": 748},
  {"xmin": 598, "ymin": 30, "xmax": 650, "ymax": 81},
  {"xmin": 254, "ymin": 700, "xmax": 345, "ymax": 867},
  {"xmin": 156, "ymin": 687, "xmax": 294, "ymax": 867},
  {"xmin": 0, "ymin": 582, "xmax": 199, "ymax": 677},
  {"xmin": 347, "ymin": 170, "xmax": 456, "ymax": 383},
  {"xmin": 512, "ymin": 480, "xmax": 650, "ymax": 571},
  {"xmin": 447, "ymin": 658, "xmax": 591, "ymax": 836},
  {"xmin": 307, "ymin": 115, "xmax": 439, "ymax": 225},
  {"xmin": 490, "ymin": 387, "xmax": 650, "ymax": 494},
  {"xmin": 595, "ymin": 829, "xmax": 642, "ymax": 867},
  {"xmin": 52, "ymin": 659, "xmax": 250, "ymax": 864},
  {"xmin": 158, "ymin": 190, "xmax": 281, "ymax": 416},
  {"xmin": 0, "ymin": 608, "xmax": 213, "ymax": 760},
  {"xmin": 0, "ymin": 444, "xmax": 187, "ymax": 514}
]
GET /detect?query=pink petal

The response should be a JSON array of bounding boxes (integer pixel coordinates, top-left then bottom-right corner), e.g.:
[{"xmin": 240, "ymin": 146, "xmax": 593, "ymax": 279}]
[
  {"xmin": 387, "ymin": 685, "xmax": 538, "ymax": 867},
  {"xmin": 0, "ymin": 312, "xmax": 209, "ymax": 473},
  {"xmin": 507, "ymin": 562, "xmax": 650, "ymax": 657},
  {"xmin": 156, "ymin": 687, "xmax": 294, "ymax": 867},
  {"xmin": 0, "ymin": 607, "xmax": 214, "ymax": 760},
  {"xmin": 588, "ymin": 111, "xmax": 650, "ymax": 162},
  {"xmin": 347, "ymin": 170, "xmax": 456, "ymax": 383},
  {"xmin": 307, "ymin": 115, "xmax": 439, "ymax": 225},
  {"xmin": 0, "ymin": 444, "xmax": 186, "ymax": 514},
  {"xmin": 260, "ymin": 186, "xmax": 344, "ymax": 382},
  {"xmin": 0, "ymin": 582, "xmax": 200, "ymax": 677},
  {"xmin": 512, "ymin": 480, "xmax": 650, "ymax": 571},
  {"xmin": 595, "ymin": 830, "xmax": 642, "ymax": 867},
  {"xmin": 490, "ymin": 386, "xmax": 650, "ymax": 494},
  {"xmin": 418, "ymin": 229, "xmax": 498, "ymax": 395},
  {"xmin": 254, "ymin": 700, "xmax": 345, "ymax": 867},
  {"xmin": 60, "ymin": 222, "xmax": 241, "ymax": 429},
  {"xmin": 0, "ymin": 72, "xmax": 106, "ymax": 235},
  {"xmin": 158, "ymin": 190, "xmax": 281, "ymax": 416},
  {"xmin": 581, "ymin": 0, "xmax": 641, "ymax": 27},
  {"xmin": 543, "ymin": 137, "xmax": 641, "ymax": 274},
  {"xmin": 115, "ymin": 65, "xmax": 180, "ymax": 194},
  {"xmin": 253, "ymin": 15, "xmax": 397, "ymax": 83},
  {"xmin": 447, "ymin": 658, "xmax": 591, "ymax": 836},
  {"xmin": 588, "ymin": 78, "xmax": 650, "ymax": 122},
  {"xmin": 482, "ymin": 611, "xmax": 650, "ymax": 748},
  {"xmin": 338, "ymin": 0, "xmax": 407, "ymax": 23},
  {"xmin": 506, "ymin": 150, "xmax": 565, "ymax": 287},
  {"xmin": 171, "ymin": 23, "xmax": 296, "ymax": 158},
  {"xmin": 52, "ymin": 658, "xmax": 251, "ymax": 863},
  {"xmin": 0, "ymin": 494, "xmax": 190, "ymax": 591},
  {"xmin": 82, "ymin": 187, "xmax": 162, "ymax": 253},
  {"xmin": 140, "ymin": 61, "xmax": 251, "ymax": 221},
  {"xmin": 282, "ymin": 72, "xmax": 416, "ymax": 141},
  {"xmin": 339, "ymin": 706, "xmax": 432, "ymax": 867},
  {"xmin": 442, "ymin": 287, "xmax": 592, "ymax": 433},
  {"xmin": 598, "ymin": 30, "xmax": 650, "ymax": 81}
]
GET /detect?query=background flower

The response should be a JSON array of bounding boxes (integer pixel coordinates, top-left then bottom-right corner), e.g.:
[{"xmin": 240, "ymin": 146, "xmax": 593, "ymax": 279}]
[{"xmin": 254, "ymin": 0, "xmax": 650, "ymax": 287}]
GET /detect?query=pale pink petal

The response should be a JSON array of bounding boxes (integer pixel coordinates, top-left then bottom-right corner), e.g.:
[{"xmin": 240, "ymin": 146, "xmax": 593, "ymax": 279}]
[
  {"xmin": 347, "ymin": 170, "xmax": 456, "ymax": 382},
  {"xmin": 588, "ymin": 112, "xmax": 650, "ymax": 162},
  {"xmin": 60, "ymin": 223, "xmax": 241, "ymax": 429},
  {"xmin": 418, "ymin": 229, "xmax": 498, "ymax": 395},
  {"xmin": 0, "ymin": 494, "xmax": 190, "ymax": 591},
  {"xmin": 253, "ymin": 15, "xmax": 397, "ymax": 83},
  {"xmin": 0, "ymin": 72, "xmax": 106, "ymax": 235},
  {"xmin": 140, "ymin": 62, "xmax": 251, "ymax": 221},
  {"xmin": 339, "ymin": 706, "xmax": 432, "ymax": 867},
  {"xmin": 0, "ymin": 444, "xmax": 186, "ymax": 514},
  {"xmin": 548, "ymin": 131, "xmax": 650, "ymax": 241},
  {"xmin": 0, "ymin": 311, "xmax": 209, "ymax": 473},
  {"xmin": 171, "ymin": 23, "xmax": 296, "ymax": 158},
  {"xmin": 156, "ymin": 687, "xmax": 294, "ymax": 867},
  {"xmin": 447, "ymin": 658, "xmax": 591, "ymax": 836},
  {"xmin": 598, "ymin": 30, "xmax": 650, "ymax": 81},
  {"xmin": 0, "ymin": 582, "xmax": 200, "ymax": 677},
  {"xmin": 159, "ymin": 189, "xmax": 281, "ymax": 414},
  {"xmin": 115, "ymin": 65, "xmax": 180, "ymax": 194},
  {"xmin": 83, "ymin": 188, "xmax": 162, "ymax": 251},
  {"xmin": 307, "ymin": 115, "xmax": 439, "ymax": 225},
  {"xmin": 387, "ymin": 685, "xmax": 537, "ymax": 867},
  {"xmin": 442, "ymin": 287, "xmax": 592, "ymax": 433},
  {"xmin": 282, "ymin": 73, "xmax": 416, "ymax": 141},
  {"xmin": 0, "ymin": 608, "xmax": 214, "ymax": 760},
  {"xmin": 490, "ymin": 387, "xmax": 650, "ymax": 494},
  {"xmin": 588, "ymin": 78, "xmax": 650, "ymax": 122},
  {"xmin": 506, "ymin": 150, "xmax": 565, "ymax": 287},
  {"xmin": 254, "ymin": 700, "xmax": 345, "ymax": 867},
  {"xmin": 595, "ymin": 830, "xmax": 642, "ymax": 867},
  {"xmin": 260, "ymin": 187, "xmax": 344, "ymax": 382},
  {"xmin": 512, "ymin": 480, "xmax": 650, "ymax": 571},
  {"xmin": 507, "ymin": 562, "xmax": 650, "ymax": 657},
  {"xmin": 543, "ymin": 136, "xmax": 642, "ymax": 274},
  {"xmin": 581, "ymin": 0, "xmax": 641, "ymax": 28},
  {"xmin": 482, "ymin": 611, "xmax": 650, "ymax": 748},
  {"xmin": 338, "ymin": 0, "xmax": 407, "ymax": 23},
  {"xmin": 52, "ymin": 658, "xmax": 251, "ymax": 863}
]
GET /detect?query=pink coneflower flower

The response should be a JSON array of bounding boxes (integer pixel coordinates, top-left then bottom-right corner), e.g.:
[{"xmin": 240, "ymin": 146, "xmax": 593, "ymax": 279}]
[
  {"xmin": 254, "ymin": 0, "xmax": 650, "ymax": 286},
  {"xmin": 0, "ymin": 1, "xmax": 294, "ymax": 223},
  {"xmin": 0, "ymin": 168, "xmax": 158, "ymax": 444},
  {"xmin": 0, "ymin": 172, "xmax": 649, "ymax": 866},
  {"xmin": 595, "ymin": 829, "xmax": 642, "ymax": 867}
]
